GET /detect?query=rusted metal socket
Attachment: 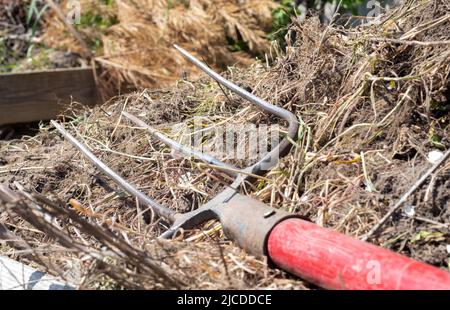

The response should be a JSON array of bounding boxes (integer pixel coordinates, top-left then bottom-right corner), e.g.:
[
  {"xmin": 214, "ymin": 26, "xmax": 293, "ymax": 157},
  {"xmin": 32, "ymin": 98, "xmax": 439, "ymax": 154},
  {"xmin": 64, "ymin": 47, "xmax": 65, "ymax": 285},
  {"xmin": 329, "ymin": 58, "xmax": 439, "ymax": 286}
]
[{"xmin": 214, "ymin": 193, "xmax": 300, "ymax": 258}]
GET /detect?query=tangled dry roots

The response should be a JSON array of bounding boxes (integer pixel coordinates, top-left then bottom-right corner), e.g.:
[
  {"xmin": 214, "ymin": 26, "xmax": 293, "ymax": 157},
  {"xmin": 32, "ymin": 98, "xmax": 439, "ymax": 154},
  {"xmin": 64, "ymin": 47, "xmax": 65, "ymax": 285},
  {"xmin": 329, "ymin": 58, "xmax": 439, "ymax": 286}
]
[{"xmin": 1, "ymin": 0, "xmax": 449, "ymax": 289}]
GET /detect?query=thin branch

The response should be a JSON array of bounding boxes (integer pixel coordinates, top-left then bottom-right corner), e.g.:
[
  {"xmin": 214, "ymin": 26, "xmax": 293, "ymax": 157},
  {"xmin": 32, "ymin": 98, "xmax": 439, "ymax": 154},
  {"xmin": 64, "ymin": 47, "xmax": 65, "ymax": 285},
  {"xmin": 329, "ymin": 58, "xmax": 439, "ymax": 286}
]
[{"xmin": 370, "ymin": 37, "xmax": 450, "ymax": 46}]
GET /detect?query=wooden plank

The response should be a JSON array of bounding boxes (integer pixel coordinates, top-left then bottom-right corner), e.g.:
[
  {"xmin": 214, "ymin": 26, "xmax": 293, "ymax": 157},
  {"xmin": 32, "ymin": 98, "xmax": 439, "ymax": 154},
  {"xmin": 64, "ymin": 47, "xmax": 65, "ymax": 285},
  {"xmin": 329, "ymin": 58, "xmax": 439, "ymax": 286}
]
[
  {"xmin": 0, "ymin": 67, "xmax": 101, "ymax": 126},
  {"xmin": 0, "ymin": 255, "xmax": 73, "ymax": 290}
]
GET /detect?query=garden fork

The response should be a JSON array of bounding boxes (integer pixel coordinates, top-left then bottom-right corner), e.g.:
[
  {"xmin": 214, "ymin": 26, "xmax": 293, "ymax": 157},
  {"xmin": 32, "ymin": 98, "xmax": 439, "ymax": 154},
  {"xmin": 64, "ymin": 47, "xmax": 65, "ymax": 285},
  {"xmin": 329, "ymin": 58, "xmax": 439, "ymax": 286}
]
[{"xmin": 51, "ymin": 46, "xmax": 450, "ymax": 290}]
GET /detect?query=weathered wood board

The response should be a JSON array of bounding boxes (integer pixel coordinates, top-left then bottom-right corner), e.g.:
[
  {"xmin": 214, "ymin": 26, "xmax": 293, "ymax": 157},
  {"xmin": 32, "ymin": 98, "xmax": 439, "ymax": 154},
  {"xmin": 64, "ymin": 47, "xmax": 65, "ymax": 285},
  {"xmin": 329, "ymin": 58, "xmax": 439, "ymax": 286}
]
[{"xmin": 0, "ymin": 67, "xmax": 100, "ymax": 126}]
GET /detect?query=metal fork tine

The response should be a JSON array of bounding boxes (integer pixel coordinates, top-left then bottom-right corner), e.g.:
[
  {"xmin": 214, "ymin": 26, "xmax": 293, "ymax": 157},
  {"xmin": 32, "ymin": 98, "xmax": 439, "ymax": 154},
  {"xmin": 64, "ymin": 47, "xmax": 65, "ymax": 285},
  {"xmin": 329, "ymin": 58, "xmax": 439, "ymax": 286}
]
[
  {"xmin": 51, "ymin": 121, "xmax": 176, "ymax": 221},
  {"xmin": 121, "ymin": 111, "xmax": 239, "ymax": 177},
  {"xmin": 173, "ymin": 44, "xmax": 298, "ymax": 175}
]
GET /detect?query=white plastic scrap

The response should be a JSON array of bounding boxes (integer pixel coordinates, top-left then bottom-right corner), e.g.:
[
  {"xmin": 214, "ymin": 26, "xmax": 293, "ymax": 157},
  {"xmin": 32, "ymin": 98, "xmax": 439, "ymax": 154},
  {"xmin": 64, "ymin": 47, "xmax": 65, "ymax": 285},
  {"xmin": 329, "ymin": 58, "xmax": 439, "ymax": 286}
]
[
  {"xmin": 403, "ymin": 204, "xmax": 416, "ymax": 217},
  {"xmin": 427, "ymin": 150, "xmax": 444, "ymax": 164},
  {"xmin": 0, "ymin": 256, "xmax": 73, "ymax": 290}
]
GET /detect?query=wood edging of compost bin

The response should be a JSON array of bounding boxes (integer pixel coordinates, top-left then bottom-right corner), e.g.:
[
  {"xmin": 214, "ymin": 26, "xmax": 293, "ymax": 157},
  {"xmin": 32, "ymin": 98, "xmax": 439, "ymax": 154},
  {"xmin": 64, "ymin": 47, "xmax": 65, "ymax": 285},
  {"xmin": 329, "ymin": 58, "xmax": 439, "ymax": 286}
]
[{"xmin": 0, "ymin": 67, "xmax": 100, "ymax": 126}]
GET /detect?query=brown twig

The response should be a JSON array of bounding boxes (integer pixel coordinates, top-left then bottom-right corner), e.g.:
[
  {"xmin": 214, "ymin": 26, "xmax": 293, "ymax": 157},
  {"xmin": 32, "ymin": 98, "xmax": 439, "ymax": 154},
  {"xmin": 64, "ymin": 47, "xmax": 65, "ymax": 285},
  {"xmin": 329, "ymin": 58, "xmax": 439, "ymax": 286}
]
[{"xmin": 1, "ymin": 184, "xmax": 184, "ymax": 289}]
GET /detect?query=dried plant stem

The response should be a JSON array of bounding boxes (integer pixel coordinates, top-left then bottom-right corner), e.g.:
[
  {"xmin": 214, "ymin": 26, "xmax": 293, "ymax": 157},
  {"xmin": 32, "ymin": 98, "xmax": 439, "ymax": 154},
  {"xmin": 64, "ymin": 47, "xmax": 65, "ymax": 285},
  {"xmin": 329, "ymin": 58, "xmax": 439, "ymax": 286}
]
[{"xmin": 369, "ymin": 37, "xmax": 450, "ymax": 46}]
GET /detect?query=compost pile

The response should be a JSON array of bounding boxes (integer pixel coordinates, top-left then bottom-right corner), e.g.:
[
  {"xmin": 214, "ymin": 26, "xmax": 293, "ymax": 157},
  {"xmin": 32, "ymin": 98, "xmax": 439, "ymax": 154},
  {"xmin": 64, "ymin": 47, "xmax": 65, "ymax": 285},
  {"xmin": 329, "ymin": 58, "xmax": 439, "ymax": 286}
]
[{"xmin": 0, "ymin": 0, "xmax": 449, "ymax": 289}]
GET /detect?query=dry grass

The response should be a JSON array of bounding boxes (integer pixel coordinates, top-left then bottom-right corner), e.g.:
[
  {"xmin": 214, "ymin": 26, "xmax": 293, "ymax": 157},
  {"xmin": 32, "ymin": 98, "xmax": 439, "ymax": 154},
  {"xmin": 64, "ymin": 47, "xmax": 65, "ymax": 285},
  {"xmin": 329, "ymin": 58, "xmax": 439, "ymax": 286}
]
[
  {"xmin": 0, "ymin": 0, "xmax": 449, "ymax": 289},
  {"xmin": 43, "ymin": 0, "xmax": 278, "ymax": 94}
]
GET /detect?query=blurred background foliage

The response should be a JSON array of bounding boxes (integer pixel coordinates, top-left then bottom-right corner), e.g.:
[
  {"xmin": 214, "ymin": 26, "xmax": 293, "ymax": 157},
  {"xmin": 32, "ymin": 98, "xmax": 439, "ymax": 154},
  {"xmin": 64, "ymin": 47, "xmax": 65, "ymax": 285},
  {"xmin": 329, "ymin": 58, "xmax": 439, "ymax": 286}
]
[{"xmin": 1, "ymin": 0, "xmax": 396, "ymax": 73}]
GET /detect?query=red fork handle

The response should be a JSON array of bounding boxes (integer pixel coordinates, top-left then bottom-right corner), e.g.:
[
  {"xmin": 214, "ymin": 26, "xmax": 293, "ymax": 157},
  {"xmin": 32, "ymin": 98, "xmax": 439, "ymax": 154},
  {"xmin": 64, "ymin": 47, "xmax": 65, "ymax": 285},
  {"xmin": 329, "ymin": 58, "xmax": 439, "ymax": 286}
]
[{"xmin": 267, "ymin": 218, "xmax": 450, "ymax": 290}]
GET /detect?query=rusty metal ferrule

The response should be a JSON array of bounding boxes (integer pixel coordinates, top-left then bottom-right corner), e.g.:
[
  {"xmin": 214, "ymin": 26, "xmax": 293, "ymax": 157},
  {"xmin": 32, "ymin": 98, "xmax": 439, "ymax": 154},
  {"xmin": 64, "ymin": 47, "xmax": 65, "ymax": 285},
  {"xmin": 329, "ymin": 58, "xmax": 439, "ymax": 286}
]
[{"xmin": 213, "ymin": 194, "xmax": 301, "ymax": 258}]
